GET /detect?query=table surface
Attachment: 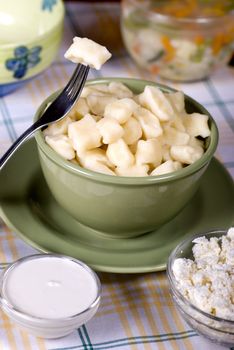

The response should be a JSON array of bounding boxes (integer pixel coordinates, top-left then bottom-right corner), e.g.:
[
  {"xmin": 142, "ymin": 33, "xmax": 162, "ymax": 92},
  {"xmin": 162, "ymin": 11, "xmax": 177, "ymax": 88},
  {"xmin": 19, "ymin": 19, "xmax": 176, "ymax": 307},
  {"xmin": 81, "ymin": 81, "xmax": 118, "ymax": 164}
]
[{"xmin": 0, "ymin": 2, "xmax": 234, "ymax": 350}]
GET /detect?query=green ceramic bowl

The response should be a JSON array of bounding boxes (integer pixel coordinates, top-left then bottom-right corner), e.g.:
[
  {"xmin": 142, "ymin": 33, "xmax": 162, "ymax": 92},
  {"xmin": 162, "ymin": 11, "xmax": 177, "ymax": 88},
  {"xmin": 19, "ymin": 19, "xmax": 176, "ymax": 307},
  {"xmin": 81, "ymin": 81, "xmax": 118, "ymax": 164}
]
[
  {"xmin": 0, "ymin": 0, "xmax": 64, "ymax": 96},
  {"xmin": 34, "ymin": 78, "xmax": 219, "ymax": 238}
]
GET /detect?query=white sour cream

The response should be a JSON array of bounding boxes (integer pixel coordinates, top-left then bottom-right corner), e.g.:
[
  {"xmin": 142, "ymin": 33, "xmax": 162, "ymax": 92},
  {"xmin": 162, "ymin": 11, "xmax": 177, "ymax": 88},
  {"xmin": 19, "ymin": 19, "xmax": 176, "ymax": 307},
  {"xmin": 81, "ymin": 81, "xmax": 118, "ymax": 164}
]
[
  {"xmin": 0, "ymin": 255, "xmax": 101, "ymax": 338},
  {"xmin": 2, "ymin": 256, "xmax": 98, "ymax": 319}
]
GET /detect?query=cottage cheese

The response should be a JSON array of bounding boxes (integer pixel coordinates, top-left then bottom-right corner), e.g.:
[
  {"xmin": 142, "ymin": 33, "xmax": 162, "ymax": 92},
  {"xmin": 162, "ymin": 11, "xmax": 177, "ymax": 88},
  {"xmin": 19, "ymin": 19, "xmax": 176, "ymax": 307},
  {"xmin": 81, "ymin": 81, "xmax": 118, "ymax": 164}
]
[{"xmin": 172, "ymin": 228, "xmax": 234, "ymax": 320}]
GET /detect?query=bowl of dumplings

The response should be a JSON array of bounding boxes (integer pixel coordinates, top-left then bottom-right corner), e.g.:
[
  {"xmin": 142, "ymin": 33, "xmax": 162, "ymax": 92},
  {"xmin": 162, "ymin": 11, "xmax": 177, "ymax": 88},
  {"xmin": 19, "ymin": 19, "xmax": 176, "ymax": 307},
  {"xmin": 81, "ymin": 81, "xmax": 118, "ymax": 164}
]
[{"xmin": 34, "ymin": 78, "xmax": 218, "ymax": 238}]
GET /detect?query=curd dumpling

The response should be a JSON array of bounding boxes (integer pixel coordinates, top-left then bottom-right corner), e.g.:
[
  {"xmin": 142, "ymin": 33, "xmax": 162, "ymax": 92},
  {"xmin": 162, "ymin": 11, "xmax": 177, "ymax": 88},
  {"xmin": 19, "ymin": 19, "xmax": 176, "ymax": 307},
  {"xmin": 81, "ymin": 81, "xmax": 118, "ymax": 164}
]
[
  {"xmin": 87, "ymin": 95, "xmax": 116, "ymax": 115},
  {"xmin": 189, "ymin": 136, "xmax": 204, "ymax": 151},
  {"xmin": 170, "ymin": 114, "xmax": 186, "ymax": 132},
  {"xmin": 116, "ymin": 164, "xmax": 149, "ymax": 177},
  {"xmin": 139, "ymin": 85, "xmax": 175, "ymax": 121},
  {"xmin": 83, "ymin": 161, "xmax": 115, "ymax": 175},
  {"xmin": 184, "ymin": 113, "xmax": 211, "ymax": 138},
  {"xmin": 122, "ymin": 117, "xmax": 142, "ymax": 145},
  {"xmin": 104, "ymin": 98, "xmax": 138, "ymax": 124},
  {"xmin": 97, "ymin": 117, "xmax": 124, "ymax": 144},
  {"xmin": 134, "ymin": 107, "xmax": 162, "ymax": 139},
  {"xmin": 72, "ymin": 98, "xmax": 90, "ymax": 118},
  {"xmin": 163, "ymin": 126, "xmax": 190, "ymax": 146},
  {"xmin": 129, "ymin": 141, "xmax": 138, "ymax": 154},
  {"xmin": 45, "ymin": 135, "xmax": 75, "ymax": 160},
  {"xmin": 89, "ymin": 84, "xmax": 110, "ymax": 94},
  {"xmin": 162, "ymin": 144, "xmax": 172, "ymax": 162},
  {"xmin": 43, "ymin": 116, "xmax": 73, "ymax": 137},
  {"xmin": 170, "ymin": 145, "xmax": 204, "ymax": 164},
  {"xmin": 64, "ymin": 37, "xmax": 111, "ymax": 70},
  {"xmin": 68, "ymin": 115, "xmax": 101, "ymax": 154},
  {"xmin": 106, "ymin": 139, "xmax": 135, "ymax": 168},
  {"xmin": 79, "ymin": 148, "xmax": 113, "ymax": 168},
  {"xmin": 136, "ymin": 139, "xmax": 162, "ymax": 167},
  {"xmin": 81, "ymin": 88, "xmax": 110, "ymax": 98},
  {"xmin": 151, "ymin": 160, "xmax": 182, "ymax": 176},
  {"xmin": 79, "ymin": 149, "xmax": 114, "ymax": 175},
  {"xmin": 81, "ymin": 87, "xmax": 97, "ymax": 98},
  {"xmin": 167, "ymin": 91, "xmax": 185, "ymax": 114},
  {"xmin": 108, "ymin": 81, "xmax": 133, "ymax": 98}
]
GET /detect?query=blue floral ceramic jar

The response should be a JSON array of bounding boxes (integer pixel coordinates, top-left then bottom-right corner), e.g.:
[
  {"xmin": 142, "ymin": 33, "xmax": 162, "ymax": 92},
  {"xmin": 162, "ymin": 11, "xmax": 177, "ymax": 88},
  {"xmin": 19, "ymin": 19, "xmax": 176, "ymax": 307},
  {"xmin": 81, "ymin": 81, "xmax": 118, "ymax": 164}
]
[{"xmin": 0, "ymin": 0, "xmax": 64, "ymax": 96}]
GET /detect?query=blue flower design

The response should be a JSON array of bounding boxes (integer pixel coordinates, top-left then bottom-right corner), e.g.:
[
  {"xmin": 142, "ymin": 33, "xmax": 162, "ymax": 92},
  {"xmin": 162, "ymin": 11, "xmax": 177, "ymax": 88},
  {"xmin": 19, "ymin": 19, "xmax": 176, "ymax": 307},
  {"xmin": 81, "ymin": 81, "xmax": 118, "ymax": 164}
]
[
  {"xmin": 42, "ymin": 0, "xmax": 57, "ymax": 11},
  {"xmin": 5, "ymin": 46, "xmax": 42, "ymax": 79}
]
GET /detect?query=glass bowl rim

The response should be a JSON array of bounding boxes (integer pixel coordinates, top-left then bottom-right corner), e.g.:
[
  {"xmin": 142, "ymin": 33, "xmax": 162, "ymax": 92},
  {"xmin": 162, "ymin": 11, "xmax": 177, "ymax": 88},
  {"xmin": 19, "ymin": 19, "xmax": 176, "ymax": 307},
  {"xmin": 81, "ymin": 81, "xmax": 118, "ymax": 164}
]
[
  {"xmin": 0, "ymin": 253, "xmax": 101, "ymax": 325},
  {"xmin": 124, "ymin": 0, "xmax": 234, "ymax": 24},
  {"xmin": 167, "ymin": 228, "xmax": 234, "ymax": 326}
]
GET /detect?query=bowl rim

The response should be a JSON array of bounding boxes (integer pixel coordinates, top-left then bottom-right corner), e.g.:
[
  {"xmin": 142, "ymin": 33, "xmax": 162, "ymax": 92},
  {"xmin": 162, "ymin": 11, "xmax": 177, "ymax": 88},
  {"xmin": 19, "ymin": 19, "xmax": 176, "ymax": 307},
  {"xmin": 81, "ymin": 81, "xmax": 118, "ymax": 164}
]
[
  {"xmin": 0, "ymin": 253, "xmax": 101, "ymax": 324},
  {"xmin": 125, "ymin": 0, "xmax": 234, "ymax": 24},
  {"xmin": 34, "ymin": 77, "xmax": 219, "ymax": 186},
  {"xmin": 167, "ymin": 229, "xmax": 234, "ymax": 326},
  {"xmin": 0, "ymin": 1, "xmax": 65, "ymax": 50}
]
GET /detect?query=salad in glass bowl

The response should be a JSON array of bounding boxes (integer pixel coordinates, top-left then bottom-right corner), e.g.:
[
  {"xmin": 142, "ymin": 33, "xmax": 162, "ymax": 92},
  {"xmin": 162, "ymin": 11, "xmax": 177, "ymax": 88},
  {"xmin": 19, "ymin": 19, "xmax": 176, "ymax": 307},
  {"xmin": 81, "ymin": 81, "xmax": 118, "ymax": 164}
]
[{"xmin": 121, "ymin": 0, "xmax": 234, "ymax": 81}]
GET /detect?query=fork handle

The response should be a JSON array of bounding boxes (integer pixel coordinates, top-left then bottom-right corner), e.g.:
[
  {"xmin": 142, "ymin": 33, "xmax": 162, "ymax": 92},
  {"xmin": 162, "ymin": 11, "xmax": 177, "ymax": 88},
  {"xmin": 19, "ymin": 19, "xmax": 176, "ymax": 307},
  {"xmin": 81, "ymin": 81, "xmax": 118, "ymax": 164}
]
[{"xmin": 0, "ymin": 120, "xmax": 41, "ymax": 170}]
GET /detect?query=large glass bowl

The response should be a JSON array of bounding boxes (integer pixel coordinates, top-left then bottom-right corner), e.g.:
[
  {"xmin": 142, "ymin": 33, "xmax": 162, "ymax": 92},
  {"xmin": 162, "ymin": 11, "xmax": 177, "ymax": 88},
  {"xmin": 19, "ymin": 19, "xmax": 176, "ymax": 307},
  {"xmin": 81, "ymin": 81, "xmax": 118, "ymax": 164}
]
[
  {"xmin": 121, "ymin": 0, "xmax": 234, "ymax": 81},
  {"xmin": 167, "ymin": 229, "xmax": 234, "ymax": 347}
]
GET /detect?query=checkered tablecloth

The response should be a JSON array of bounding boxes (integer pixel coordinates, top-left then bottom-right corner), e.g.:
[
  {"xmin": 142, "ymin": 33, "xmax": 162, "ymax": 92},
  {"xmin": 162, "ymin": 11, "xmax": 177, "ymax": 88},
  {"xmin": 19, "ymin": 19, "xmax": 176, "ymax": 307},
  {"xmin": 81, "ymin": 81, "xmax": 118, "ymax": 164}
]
[{"xmin": 0, "ymin": 2, "xmax": 234, "ymax": 350}]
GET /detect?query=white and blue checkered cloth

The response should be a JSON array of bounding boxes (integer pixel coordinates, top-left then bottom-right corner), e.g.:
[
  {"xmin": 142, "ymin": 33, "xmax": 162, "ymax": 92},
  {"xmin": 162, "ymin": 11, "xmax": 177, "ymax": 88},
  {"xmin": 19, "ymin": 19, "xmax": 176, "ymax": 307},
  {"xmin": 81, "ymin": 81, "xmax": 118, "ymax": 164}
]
[{"xmin": 0, "ymin": 2, "xmax": 233, "ymax": 350}]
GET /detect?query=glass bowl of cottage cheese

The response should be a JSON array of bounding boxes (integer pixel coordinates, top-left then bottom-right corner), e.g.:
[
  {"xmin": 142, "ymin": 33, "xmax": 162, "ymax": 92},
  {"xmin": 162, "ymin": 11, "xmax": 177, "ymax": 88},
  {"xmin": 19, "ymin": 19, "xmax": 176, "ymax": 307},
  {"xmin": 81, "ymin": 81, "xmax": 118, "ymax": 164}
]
[{"xmin": 167, "ymin": 228, "xmax": 234, "ymax": 347}]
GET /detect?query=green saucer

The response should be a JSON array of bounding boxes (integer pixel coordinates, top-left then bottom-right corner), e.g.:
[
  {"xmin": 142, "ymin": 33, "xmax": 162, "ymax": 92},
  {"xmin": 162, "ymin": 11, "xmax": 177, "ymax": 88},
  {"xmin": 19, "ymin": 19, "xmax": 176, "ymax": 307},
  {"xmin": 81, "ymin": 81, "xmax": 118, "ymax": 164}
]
[{"xmin": 0, "ymin": 139, "xmax": 234, "ymax": 273}]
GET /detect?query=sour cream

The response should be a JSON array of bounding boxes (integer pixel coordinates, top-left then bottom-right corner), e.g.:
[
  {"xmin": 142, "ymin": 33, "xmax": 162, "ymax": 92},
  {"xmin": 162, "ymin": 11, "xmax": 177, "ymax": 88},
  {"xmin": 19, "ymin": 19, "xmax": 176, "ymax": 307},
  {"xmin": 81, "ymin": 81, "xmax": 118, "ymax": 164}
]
[{"xmin": 0, "ymin": 254, "xmax": 101, "ymax": 338}]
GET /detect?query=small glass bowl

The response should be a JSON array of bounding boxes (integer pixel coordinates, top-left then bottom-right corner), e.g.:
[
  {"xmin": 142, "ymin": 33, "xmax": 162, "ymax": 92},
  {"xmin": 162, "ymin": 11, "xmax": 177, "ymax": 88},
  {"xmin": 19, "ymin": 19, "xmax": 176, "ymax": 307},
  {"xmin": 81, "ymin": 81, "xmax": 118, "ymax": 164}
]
[
  {"xmin": 0, "ymin": 254, "xmax": 101, "ymax": 338},
  {"xmin": 121, "ymin": 0, "xmax": 234, "ymax": 81},
  {"xmin": 167, "ymin": 230, "xmax": 234, "ymax": 347}
]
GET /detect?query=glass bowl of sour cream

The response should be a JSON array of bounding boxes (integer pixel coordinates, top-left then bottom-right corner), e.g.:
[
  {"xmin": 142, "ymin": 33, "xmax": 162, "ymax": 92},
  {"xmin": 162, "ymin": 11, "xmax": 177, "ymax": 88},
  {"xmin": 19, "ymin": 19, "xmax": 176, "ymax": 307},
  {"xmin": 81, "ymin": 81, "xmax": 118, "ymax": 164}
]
[
  {"xmin": 167, "ymin": 228, "xmax": 234, "ymax": 347},
  {"xmin": 0, "ymin": 254, "xmax": 101, "ymax": 338}
]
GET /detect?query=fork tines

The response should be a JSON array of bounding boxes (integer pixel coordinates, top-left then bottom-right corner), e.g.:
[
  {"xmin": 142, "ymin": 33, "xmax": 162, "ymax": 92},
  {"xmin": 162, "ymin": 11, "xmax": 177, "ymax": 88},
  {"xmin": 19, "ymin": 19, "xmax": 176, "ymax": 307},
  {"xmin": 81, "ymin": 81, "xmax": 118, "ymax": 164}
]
[{"xmin": 65, "ymin": 64, "xmax": 89, "ymax": 99}]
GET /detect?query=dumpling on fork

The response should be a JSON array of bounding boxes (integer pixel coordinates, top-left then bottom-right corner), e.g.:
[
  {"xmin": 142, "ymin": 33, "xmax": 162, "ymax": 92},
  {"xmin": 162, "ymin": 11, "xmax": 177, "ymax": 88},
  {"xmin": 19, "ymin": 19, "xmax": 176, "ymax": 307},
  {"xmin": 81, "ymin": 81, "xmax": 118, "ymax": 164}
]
[{"xmin": 64, "ymin": 37, "xmax": 112, "ymax": 70}]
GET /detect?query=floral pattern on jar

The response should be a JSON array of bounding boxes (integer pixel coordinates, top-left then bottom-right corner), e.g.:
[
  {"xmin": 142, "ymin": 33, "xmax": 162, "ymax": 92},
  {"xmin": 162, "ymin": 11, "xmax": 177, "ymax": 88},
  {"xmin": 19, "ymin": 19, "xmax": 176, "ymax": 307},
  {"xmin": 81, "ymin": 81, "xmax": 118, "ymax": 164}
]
[
  {"xmin": 42, "ymin": 0, "xmax": 58, "ymax": 12},
  {"xmin": 5, "ymin": 46, "xmax": 42, "ymax": 79}
]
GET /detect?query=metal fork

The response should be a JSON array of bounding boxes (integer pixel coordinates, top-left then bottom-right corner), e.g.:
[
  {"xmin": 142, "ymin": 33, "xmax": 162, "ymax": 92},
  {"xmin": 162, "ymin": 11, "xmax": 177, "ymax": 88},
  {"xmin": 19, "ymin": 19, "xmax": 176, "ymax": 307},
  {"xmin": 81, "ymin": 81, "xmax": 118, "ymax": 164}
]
[{"xmin": 0, "ymin": 64, "xmax": 89, "ymax": 170}]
